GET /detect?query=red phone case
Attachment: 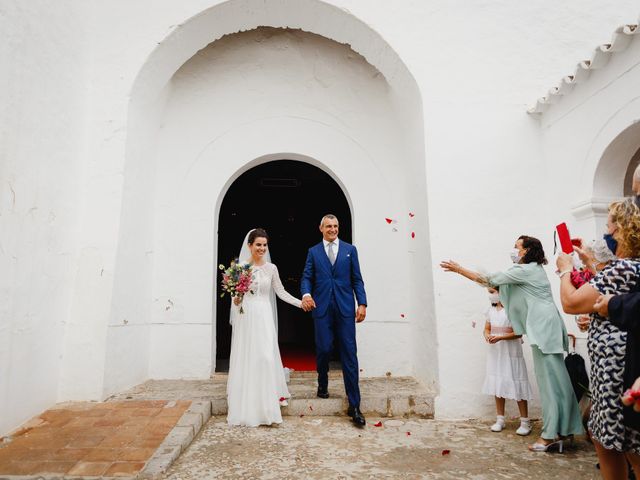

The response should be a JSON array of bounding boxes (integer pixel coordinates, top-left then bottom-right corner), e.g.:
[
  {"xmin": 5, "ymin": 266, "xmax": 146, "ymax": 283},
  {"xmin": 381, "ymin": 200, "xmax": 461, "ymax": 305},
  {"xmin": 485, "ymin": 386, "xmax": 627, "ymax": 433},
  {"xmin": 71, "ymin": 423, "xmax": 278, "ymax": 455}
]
[{"xmin": 556, "ymin": 222, "xmax": 573, "ymax": 254}]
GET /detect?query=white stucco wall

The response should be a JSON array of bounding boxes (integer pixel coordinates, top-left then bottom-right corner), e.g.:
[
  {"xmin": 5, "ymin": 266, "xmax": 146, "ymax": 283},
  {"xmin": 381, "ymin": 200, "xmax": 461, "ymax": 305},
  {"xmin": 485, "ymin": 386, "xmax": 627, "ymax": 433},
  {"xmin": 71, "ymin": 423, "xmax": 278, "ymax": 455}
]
[
  {"xmin": 3, "ymin": 0, "xmax": 640, "ymax": 434},
  {"xmin": 0, "ymin": 1, "xmax": 88, "ymax": 434}
]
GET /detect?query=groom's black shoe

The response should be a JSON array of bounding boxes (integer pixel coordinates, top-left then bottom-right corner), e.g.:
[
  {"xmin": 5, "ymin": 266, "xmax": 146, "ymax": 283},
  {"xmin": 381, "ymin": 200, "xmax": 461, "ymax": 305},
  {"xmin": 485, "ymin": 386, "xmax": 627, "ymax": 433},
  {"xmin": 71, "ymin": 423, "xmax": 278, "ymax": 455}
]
[
  {"xmin": 317, "ymin": 387, "xmax": 329, "ymax": 399},
  {"xmin": 347, "ymin": 405, "xmax": 366, "ymax": 428}
]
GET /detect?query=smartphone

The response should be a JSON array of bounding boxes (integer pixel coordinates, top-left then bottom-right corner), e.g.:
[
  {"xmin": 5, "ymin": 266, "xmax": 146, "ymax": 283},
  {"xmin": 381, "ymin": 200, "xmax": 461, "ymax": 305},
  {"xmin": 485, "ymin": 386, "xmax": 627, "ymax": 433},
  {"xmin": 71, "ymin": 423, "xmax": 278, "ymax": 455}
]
[{"xmin": 556, "ymin": 222, "xmax": 574, "ymax": 254}]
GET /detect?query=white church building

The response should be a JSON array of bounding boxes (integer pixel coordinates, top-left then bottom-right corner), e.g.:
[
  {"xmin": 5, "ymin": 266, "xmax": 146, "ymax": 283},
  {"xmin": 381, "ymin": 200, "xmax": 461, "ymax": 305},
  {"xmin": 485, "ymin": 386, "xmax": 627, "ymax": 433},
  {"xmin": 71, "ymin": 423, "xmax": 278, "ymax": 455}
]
[{"xmin": 2, "ymin": 0, "xmax": 640, "ymax": 435}]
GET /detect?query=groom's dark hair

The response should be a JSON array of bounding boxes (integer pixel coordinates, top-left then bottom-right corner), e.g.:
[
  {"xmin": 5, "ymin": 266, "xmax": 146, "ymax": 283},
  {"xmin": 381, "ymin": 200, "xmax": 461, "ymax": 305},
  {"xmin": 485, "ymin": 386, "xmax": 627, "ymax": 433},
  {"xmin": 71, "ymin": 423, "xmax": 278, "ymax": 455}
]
[{"xmin": 248, "ymin": 228, "xmax": 269, "ymax": 244}]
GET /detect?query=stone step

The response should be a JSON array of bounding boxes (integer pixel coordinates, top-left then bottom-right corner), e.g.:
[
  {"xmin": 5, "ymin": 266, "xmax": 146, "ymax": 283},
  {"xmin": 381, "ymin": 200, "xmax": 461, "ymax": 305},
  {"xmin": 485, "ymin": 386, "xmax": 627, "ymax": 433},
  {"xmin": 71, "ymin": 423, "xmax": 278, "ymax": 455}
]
[{"xmin": 110, "ymin": 373, "xmax": 435, "ymax": 418}]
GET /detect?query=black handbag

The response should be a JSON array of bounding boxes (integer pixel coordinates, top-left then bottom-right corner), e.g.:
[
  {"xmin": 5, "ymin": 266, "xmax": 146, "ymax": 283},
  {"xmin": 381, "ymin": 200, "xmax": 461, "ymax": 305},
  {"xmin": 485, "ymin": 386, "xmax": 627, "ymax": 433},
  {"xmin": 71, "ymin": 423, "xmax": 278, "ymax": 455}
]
[{"xmin": 565, "ymin": 334, "xmax": 589, "ymax": 402}]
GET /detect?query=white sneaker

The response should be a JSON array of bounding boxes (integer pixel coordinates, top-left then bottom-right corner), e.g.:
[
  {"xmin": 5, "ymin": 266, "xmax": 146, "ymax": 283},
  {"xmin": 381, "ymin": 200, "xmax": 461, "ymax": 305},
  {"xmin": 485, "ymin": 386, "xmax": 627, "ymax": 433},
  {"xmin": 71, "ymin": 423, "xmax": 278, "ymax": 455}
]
[
  {"xmin": 490, "ymin": 420, "xmax": 505, "ymax": 432},
  {"xmin": 516, "ymin": 423, "xmax": 532, "ymax": 436}
]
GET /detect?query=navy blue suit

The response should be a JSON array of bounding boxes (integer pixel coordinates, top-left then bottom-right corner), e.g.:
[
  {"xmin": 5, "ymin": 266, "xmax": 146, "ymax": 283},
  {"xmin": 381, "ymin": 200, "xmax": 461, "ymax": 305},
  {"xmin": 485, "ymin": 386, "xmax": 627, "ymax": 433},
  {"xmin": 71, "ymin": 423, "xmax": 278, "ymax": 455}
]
[{"xmin": 301, "ymin": 240, "xmax": 367, "ymax": 407}]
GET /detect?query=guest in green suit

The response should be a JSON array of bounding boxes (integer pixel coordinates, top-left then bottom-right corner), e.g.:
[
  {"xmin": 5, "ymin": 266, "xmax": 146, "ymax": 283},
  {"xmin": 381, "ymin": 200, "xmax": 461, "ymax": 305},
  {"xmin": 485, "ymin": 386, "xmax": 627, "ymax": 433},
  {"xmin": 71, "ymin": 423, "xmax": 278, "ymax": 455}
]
[{"xmin": 441, "ymin": 235, "xmax": 583, "ymax": 453}]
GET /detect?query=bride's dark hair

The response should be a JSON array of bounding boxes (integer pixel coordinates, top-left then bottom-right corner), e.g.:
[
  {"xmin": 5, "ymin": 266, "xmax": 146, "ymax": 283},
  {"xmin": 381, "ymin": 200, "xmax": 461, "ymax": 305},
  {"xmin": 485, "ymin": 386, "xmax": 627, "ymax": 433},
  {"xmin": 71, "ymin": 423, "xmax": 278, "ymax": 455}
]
[{"xmin": 248, "ymin": 228, "xmax": 269, "ymax": 245}]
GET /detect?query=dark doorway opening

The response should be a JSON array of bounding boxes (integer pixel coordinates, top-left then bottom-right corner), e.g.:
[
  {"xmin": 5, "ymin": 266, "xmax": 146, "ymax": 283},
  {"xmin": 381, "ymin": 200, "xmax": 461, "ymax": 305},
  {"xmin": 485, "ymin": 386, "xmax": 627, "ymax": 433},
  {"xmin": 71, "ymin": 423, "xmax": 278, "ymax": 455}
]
[{"xmin": 216, "ymin": 160, "xmax": 352, "ymax": 372}]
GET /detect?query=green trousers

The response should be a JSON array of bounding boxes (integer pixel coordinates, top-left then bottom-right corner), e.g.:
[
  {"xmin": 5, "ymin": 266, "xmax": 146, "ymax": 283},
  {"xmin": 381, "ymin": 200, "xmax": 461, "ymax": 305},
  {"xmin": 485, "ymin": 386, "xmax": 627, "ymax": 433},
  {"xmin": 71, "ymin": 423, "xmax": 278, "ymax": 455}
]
[{"xmin": 531, "ymin": 345, "xmax": 584, "ymax": 439}]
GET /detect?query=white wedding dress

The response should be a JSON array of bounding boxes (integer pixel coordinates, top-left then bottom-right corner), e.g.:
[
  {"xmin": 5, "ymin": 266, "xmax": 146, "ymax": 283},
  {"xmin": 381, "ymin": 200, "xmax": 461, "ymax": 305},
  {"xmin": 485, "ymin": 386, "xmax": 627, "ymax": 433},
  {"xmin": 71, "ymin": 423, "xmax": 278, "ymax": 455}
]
[{"xmin": 226, "ymin": 262, "xmax": 302, "ymax": 426}]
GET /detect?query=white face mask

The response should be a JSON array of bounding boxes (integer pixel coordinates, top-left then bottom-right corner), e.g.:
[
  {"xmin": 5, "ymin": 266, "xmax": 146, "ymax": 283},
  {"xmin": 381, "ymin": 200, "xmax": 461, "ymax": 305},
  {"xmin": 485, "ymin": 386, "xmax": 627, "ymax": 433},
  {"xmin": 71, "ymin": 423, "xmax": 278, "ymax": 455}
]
[
  {"xmin": 489, "ymin": 293, "xmax": 500, "ymax": 304},
  {"xmin": 510, "ymin": 248, "xmax": 521, "ymax": 264}
]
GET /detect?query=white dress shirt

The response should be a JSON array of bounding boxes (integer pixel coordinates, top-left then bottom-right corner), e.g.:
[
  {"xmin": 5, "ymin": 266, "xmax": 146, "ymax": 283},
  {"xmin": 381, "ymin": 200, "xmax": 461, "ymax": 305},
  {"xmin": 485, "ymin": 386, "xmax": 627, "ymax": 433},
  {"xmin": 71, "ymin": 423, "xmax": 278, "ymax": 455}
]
[{"xmin": 323, "ymin": 238, "xmax": 339, "ymax": 259}]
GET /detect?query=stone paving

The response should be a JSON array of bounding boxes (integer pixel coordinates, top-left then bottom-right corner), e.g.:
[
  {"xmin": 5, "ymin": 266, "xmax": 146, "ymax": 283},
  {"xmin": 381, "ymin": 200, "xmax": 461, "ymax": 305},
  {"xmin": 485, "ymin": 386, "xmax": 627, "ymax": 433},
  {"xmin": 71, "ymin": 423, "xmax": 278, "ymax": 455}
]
[
  {"xmin": 164, "ymin": 416, "xmax": 600, "ymax": 480},
  {"xmin": 110, "ymin": 373, "xmax": 435, "ymax": 418}
]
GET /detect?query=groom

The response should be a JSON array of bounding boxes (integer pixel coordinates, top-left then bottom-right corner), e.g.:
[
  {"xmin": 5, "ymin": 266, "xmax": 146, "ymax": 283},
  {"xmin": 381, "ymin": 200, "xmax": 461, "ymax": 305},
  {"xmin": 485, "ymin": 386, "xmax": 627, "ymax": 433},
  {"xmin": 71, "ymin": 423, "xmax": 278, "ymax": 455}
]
[{"xmin": 301, "ymin": 214, "xmax": 367, "ymax": 427}]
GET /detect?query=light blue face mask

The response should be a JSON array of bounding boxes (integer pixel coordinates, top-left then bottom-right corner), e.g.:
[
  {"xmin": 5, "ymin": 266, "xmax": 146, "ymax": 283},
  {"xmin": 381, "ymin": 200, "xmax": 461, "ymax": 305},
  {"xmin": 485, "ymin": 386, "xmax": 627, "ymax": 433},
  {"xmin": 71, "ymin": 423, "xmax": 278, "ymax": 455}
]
[{"xmin": 509, "ymin": 248, "xmax": 521, "ymax": 264}]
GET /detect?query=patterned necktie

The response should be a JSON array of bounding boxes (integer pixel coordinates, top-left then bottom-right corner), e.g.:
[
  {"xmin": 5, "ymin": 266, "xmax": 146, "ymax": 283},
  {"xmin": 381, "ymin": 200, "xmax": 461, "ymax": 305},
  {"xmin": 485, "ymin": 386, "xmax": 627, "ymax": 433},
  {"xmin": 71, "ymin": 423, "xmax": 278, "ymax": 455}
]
[{"xmin": 327, "ymin": 242, "xmax": 336, "ymax": 265}]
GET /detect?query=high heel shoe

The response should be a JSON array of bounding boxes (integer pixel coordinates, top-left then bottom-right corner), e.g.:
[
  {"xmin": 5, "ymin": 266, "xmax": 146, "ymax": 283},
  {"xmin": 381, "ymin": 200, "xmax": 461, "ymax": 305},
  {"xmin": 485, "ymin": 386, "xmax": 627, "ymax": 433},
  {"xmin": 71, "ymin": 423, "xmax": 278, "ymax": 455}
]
[
  {"xmin": 558, "ymin": 434, "xmax": 574, "ymax": 447},
  {"xmin": 528, "ymin": 439, "xmax": 564, "ymax": 453}
]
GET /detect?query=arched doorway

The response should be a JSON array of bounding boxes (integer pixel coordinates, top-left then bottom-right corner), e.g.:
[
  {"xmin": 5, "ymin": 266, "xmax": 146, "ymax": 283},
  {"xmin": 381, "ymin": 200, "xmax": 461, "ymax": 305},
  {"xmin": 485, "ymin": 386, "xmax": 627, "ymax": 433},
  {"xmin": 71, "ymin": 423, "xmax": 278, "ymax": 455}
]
[{"xmin": 216, "ymin": 160, "xmax": 352, "ymax": 372}]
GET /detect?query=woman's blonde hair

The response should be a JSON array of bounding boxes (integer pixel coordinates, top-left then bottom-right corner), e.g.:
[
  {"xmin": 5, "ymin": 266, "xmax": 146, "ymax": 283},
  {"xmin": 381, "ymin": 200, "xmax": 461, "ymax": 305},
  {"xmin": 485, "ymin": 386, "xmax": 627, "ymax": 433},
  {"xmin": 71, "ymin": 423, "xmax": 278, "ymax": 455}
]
[{"xmin": 609, "ymin": 198, "xmax": 640, "ymax": 258}]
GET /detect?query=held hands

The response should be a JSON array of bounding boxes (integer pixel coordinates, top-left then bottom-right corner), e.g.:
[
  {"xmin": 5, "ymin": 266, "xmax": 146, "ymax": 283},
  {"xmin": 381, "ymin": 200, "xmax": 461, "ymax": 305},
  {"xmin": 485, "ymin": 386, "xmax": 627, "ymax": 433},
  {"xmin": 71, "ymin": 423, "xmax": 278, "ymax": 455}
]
[
  {"xmin": 356, "ymin": 305, "xmax": 366, "ymax": 323},
  {"xmin": 594, "ymin": 294, "xmax": 613, "ymax": 317},
  {"xmin": 301, "ymin": 296, "xmax": 316, "ymax": 312},
  {"xmin": 486, "ymin": 335, "xmax": 503, "ymax": 344},
  {"xmin": 233, "ymin": 296, "xmax": 242, "ymax": 306}
]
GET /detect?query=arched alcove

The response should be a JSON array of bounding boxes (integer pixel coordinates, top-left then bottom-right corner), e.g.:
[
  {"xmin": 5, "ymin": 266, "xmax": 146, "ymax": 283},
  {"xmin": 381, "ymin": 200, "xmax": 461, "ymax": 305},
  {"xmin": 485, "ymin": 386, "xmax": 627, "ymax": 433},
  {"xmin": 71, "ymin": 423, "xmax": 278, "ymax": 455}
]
[
  {"xmin": 99, "ymin": 1, "xmax": 436, "ymax": 399},
  {"xmin": 572, "ymin": 99, "xmax": 640, "ymax": 227},
  {"xmin": 216, "ymin": 160, "xmax": 352, "ymax": 372},
  {"xmin": 623, "ymin": 146, "xmax": 640, "ymax": 196}
]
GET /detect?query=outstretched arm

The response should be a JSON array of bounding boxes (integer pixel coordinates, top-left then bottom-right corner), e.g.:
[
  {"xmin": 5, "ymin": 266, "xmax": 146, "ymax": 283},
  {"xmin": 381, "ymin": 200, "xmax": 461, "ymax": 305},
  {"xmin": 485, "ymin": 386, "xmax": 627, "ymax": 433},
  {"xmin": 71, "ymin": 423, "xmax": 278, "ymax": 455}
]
[
  {"xmin": 271, "ymin": 265, "xmax": 302, "ymax": 308},
  {"xmin": 440, "ymin": 260, "xmax": 486, "ymax": 285}
]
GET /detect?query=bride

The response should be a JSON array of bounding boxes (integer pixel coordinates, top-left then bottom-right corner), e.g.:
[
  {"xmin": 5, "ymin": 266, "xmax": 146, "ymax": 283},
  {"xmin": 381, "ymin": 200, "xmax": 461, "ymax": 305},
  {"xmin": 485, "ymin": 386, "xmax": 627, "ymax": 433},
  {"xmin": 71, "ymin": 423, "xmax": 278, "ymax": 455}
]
[{"xmin": 226, "ymin": 228, "xmax": 303, "ymax": 426}]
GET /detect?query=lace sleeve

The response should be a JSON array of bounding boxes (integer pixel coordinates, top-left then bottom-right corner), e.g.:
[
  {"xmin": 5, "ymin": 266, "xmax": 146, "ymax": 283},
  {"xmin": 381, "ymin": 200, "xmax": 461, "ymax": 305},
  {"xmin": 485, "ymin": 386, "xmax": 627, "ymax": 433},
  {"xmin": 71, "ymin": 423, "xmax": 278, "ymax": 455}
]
[{"xmin": 271, "ymin": 264, "xmax": 302, "ymax": 308}]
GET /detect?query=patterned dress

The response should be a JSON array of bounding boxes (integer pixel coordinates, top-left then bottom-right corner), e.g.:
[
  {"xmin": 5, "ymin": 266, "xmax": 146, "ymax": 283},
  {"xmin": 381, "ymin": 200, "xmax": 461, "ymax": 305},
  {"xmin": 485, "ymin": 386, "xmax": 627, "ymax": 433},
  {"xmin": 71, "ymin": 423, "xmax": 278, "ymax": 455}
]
[{"xmin": 589, "ymin": 258, "xmax": 640, "ymax": 452}]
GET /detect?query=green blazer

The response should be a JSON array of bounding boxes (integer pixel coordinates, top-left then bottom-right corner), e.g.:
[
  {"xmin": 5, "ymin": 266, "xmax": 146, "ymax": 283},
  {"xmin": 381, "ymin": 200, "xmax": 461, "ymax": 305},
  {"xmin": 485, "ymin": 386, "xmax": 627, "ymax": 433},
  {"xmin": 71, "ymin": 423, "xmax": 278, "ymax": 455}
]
[{"xmin": 488, "ymin": 263, "xmax": 568, "ymax": 354}]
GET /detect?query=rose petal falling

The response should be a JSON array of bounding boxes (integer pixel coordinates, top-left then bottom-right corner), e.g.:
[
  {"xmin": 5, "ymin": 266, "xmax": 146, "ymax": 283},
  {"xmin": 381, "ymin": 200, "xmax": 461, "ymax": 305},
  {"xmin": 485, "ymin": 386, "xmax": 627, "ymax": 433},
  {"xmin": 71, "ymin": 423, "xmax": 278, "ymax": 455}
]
[
  {"xmin": 442, "ymin": 449, "xmax": 451, "ymax": 456},
  {"xmin": 373, "ymin": 421, "xmax": 383, "ymax": 427}
]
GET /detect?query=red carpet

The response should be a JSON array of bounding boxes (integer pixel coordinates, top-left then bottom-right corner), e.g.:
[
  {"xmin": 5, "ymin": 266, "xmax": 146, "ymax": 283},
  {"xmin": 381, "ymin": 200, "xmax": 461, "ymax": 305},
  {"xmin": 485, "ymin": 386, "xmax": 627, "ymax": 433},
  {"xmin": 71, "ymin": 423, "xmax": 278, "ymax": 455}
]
[{"xmin": 280, "ymin": 345, "xmax": 316, "ymax": 371}]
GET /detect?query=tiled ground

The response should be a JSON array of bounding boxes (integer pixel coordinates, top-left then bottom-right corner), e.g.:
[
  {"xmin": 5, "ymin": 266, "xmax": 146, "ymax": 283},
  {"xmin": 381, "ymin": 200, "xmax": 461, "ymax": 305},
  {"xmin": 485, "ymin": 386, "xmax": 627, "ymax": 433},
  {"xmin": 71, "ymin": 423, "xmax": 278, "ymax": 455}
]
[{"xmin": 0, "ymin": 400, "xmax": 190, "ymax": 477}]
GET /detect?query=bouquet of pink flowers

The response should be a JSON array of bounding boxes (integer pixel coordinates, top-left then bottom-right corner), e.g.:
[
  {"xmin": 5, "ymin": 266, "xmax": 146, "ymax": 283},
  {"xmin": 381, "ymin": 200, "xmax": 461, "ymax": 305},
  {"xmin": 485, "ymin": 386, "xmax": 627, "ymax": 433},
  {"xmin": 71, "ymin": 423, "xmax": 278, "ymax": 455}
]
[{"xmin": 219, "ymin": 260, "xmax": 254, "ymax": 314}]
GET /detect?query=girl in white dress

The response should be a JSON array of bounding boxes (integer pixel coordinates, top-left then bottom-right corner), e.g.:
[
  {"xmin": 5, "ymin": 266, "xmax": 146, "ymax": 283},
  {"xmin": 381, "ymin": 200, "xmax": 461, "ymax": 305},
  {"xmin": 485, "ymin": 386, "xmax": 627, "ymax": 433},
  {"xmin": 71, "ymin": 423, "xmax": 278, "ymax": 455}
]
[
  {"xmin": 227, "ymin": 228, "xmax": 303, "ymax": 427},
  {"xmin": 482, "ymin": 287, "xmax": 533, "ymax": 435}
]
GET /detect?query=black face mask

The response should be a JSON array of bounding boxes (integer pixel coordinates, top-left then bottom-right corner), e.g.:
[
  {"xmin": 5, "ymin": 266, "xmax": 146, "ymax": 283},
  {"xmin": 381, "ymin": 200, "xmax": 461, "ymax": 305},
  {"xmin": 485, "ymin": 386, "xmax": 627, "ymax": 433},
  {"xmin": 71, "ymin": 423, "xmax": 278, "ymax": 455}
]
[{"xmin": 604, "ymin": 233, "xmax": 618, "ymax": 255}]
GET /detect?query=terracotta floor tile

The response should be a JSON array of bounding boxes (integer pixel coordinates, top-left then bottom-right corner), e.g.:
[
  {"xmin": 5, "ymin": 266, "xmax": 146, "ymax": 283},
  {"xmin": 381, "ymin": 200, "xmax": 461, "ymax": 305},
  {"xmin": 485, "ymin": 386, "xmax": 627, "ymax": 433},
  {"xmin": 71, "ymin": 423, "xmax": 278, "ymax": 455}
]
[
  {"xmin": 119, "ymin": 447, "xmax": 156, "ymax": 462},
  {"xmin": 19, "ymin": 448, "xmax": 60, "ymax": 462},
  {"xmin": 35, "ymin": 461, "xmax": 78, "ymax": 474},
  {"xmin": 81, "ymin": 425, "xmax": 119, "ymax": 437},
  {"xmin": 149, "ymin": 416, "xmax": 179, "ymax": 428},
  {"xmin": 0, "ymin": 460, "xmax": 45, "ymax": 475},
  {"xmin": 126, "ymin": 436, "xmax": 164, "ymax": 449},
  {"xmin": 50, "ymin": 447, "xmax": 91, "ymax": 462},
  {"xmin": 157, "ymin": 408, "xmax": 187, "ymax": 418},
  {"xmin": 67, "ymin": 416, "xmax": 100, "ymax": 427},
  {"xmin": 104, "ymin": 461, "xmax": 146, "ymax": 477},
  {"xmin": 122, "ymin": 416, "xmax": 153, "ymax": 427},
  {"xmin": 93, "ymin": 418, "xmax": 127, "ymax": 427},
  {"xmin": 78, "ymin": 408, "xmax": 110, "ymax": 417},
  {"xmin": 83, "ymin": 447, "xmax": 122, "ymax": 462},
  {"xmin": 145, "ymin": 424, "xmax": 174, "ymax": 436},
  {"xmin": 23, "ymin": 434, "xmax": 70, "ymax": 450},
  {"xmin": 98, "ymin": 435, "xmax": 136, "ymax": 448},
  {"xmin": 131, "ymin": 407, "xmax": 163, "ymax": 417},
  {"xmin": 67, "ymin": 460, "xmax": 112, "ymax": 476},
  {"xmin": 116, "ymin": 400, "xmax": 167, "ymax": 409},
  {"xmin": 66, "ymin": 434, "xmax": 106, "ymax": 448}
]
